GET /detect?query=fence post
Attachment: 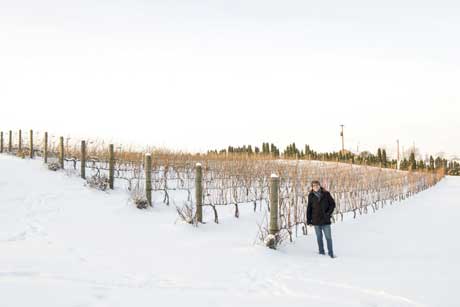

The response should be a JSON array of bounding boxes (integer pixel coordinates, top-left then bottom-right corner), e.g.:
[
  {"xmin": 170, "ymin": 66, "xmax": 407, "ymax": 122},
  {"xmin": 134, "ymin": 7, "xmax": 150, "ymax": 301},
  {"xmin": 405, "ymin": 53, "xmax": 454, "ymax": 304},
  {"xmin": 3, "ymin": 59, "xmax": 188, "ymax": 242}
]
[
  {"xmin": 145, "ymin": 153, "xmax": 152, "ymax": 206},
  {"xmin": 44, "ymin": 132, "xmax": 48, "ymax": 164},
  {"xmin": 59, "ymin": 136, "xmax": 64, "ymax": 168},
  {"xmin": 109, "ymin": 144, "xmax": 114, "ymax": 189},
  {"xmin": 0, "ymin": 131, "xmax": 3, "ymax": 153},
  {"xmin": 81, "ymin": 140, "xmax": 86, "ymax": 179},
  {"xmin": 195, "ymin": 163, "xmax": 203, "ymax": 223},
  {"xmin": 29, "ymin": 129, "xmax": 33, "ymax": 158},
  {"xmin": 269, "ymin": 174, "xmax": 280, "ymax": 236},
  {"xmin": 19, "ymin": 129, "xmax": 22, "ymax": 151},
  {"xmin": 8, "ymin": 130, "xmax": 12, "ymax": 152}
]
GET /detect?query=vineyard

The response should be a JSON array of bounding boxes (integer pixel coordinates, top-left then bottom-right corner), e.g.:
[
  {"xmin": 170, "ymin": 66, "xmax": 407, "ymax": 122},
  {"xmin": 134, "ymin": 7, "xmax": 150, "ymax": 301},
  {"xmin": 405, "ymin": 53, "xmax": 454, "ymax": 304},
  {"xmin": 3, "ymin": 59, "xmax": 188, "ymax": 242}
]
[{"xmin": 0, "ymin": 129, "xmax": 445, "ymax": 242}]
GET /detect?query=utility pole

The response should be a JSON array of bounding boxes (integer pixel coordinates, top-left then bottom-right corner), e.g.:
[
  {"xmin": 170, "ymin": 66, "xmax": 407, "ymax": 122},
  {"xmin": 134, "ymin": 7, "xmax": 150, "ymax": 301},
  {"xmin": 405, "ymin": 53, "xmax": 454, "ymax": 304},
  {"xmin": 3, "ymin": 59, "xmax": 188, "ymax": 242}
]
[
  {"xmin": 340, "ymin": 124, "xmax": 344, "ymax": 153},
  {"xmin": 397, "ymin": 139, "xmax": 400, "ymax": 169}
]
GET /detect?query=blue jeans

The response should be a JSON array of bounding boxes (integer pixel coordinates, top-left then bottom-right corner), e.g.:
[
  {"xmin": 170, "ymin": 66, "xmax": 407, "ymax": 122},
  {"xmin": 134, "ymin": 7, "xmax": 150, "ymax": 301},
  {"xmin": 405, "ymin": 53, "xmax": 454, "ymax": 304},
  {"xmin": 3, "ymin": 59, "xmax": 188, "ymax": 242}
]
[{"xmin": 314, "ymin": 225, "xmax": 334, "ymax": 256}]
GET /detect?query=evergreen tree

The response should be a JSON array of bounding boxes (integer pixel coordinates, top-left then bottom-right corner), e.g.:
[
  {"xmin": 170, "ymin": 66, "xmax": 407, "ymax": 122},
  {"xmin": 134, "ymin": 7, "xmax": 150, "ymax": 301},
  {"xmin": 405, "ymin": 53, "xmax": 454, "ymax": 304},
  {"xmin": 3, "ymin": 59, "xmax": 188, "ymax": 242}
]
[
  {"xmin": 417, "ymin": 160, "xmax": 425, "ymax": 169},
  {"xmin": 382, "ymin": 149, "xmax": 387, "ymax": 167},
  {"xmin": 400, "ymin": 158, "xmax": 409, "ymax": 170},
  {"xmin": 377, "ymin": 148, "xmax": 382, "ymax": 163},
  {"xmin": 435, "ymin": 157, "xmax": 442, "ymax": 169},
  {"xmin": 409, "ymin": 152, "xmax": 416, "ymax": 170},
  {"xmin": 429, "ymin": 155, "xmax": 435, "ymax": 170}
]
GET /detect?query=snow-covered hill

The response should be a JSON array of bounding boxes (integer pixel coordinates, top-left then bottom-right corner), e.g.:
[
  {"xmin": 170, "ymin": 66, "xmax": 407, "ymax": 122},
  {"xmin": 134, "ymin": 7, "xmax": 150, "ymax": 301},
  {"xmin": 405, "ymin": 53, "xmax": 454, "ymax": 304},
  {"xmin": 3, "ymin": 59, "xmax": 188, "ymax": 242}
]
[{"xmin": 1, "ymin": 154, "xmax": 458, "ymax": 307}]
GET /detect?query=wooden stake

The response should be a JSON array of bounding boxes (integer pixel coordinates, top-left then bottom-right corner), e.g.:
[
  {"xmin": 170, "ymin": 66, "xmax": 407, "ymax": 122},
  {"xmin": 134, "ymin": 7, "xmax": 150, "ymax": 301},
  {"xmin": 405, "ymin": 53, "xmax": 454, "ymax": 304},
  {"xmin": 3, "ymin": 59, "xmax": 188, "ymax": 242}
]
[
  {"xmin": 109, "ymin": 144, "xmax": 114, "ymax": 189},
  {"xmin": 59, "ymin": 136, "xmax": 64, "ymax": 168},
  {"xmin": 145, "ymin": 153, "xmax": 152, "ymax": 206},
  {"xmin": 269, "ymin": 174, "xmax": 280, "ymax": 235},
  {"xmin": 29, "ymin": 129, "xmax": 33, "ymax": 158},
  {"xmin": 195, "ymin": 163, "xmax": 203, "ymax": 223},
  {"xmin": 43, "ymin": 132, "xmax": 48, "ymax": 164},
  {"xmin": 81, "ymin": 140, "xmax": 86, "ymax": 179}
]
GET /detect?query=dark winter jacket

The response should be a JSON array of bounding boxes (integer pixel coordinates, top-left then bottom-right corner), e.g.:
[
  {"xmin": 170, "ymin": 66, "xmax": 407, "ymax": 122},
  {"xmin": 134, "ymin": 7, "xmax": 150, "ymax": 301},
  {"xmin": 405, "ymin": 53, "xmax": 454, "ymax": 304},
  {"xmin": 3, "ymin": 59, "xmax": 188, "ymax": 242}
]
[{"xmin": 307, "ymin": 188, "xmax": 336, "ymax": 225}]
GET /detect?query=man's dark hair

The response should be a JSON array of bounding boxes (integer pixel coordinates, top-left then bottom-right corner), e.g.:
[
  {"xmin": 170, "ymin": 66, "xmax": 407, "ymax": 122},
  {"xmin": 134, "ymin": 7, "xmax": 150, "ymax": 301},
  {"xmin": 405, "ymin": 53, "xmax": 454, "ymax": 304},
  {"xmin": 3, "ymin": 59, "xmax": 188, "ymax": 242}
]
[{"xmin": 311, "ymin": 180, "xmax": 321, "ymax": 187}]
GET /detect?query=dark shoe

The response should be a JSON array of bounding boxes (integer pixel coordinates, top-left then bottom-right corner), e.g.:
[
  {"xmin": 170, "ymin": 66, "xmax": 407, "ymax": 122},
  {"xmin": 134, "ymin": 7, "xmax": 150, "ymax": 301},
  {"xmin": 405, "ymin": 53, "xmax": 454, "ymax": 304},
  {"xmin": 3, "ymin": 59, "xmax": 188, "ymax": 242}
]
[
  {"xmin": 329, "ymin": 254, "xmax": 336, "ymax": 258},
  {"xmin": 319, "ymin": 251, "xmax": 325, "ymax": 255}
]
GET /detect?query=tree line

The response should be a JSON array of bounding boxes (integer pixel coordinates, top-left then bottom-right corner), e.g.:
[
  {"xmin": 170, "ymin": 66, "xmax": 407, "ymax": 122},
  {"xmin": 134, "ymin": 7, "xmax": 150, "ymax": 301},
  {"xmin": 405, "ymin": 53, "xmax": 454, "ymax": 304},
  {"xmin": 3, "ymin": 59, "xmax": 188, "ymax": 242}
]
[{"xmin": 208, "ymin": 142, "xmax": 459, "ymax": 175}]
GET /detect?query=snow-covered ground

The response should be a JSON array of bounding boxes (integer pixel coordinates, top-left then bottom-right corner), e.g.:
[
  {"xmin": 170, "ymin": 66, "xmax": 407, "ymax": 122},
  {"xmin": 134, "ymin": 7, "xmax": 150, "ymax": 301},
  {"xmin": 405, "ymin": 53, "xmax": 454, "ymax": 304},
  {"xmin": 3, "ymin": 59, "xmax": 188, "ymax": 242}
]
[{"xmin": 1, "ymin": 154, "xmax": 458, "ymax": 307}]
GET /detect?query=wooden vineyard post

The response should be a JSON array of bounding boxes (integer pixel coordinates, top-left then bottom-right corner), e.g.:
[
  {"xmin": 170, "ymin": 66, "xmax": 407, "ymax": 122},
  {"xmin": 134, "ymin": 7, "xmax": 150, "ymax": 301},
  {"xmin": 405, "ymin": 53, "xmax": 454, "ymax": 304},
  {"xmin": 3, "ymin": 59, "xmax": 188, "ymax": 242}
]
[
  {"xmin": 145, "ymin": 153, "xmax": 152, "ymax": 206},
  {"xmin": 43, "ymin": 132, "xmax": 48, "ymax": 164},
  {"xmin": 195, "ymin": 163, "xmax": 203, "ymax": 223},
  {"xmin": 269, "ymin": 174, "xmax": 280, "ymax": 235},
  {"xmin": 0, "ymin": 131, "xmax": 3, "ymax": 153},
  {"xmin": 18, "ymin": 129, "xmax": 22, "ymax": 153},
  {"xmin": 59, "ymin": 136, "xmax": 64, "ymax": 168},
  {"xmin": 109, "ymin": 144, "xmax": 114, "ymax": 189},
  {"xmin": 81, "ymin": 140, "xmax": 86, "ymax": 179},
  {"xmin": 29, "ymin": 129, "xmax": 33, "ymax": 158},
  {"xmin": 8, "ymin": 130, "xmax": 12, "ymax": 152}
]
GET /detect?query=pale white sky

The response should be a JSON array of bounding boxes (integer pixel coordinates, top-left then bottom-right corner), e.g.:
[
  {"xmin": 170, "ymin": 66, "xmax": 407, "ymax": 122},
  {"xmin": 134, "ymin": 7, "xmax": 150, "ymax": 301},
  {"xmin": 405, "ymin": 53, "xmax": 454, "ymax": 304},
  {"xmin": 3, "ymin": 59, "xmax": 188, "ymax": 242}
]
[{"xmin": 1, "ymin": 0, "xmax": 459, "ymax": 158}]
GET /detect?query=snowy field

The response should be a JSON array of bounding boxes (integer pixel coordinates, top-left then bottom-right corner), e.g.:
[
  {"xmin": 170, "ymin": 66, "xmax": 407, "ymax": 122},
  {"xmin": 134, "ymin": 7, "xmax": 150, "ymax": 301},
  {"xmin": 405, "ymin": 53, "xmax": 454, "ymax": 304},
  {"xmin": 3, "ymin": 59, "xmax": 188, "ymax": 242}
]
[{"xmin": 1, "ymin": 154, "xmax": 459, "ymax": 307}]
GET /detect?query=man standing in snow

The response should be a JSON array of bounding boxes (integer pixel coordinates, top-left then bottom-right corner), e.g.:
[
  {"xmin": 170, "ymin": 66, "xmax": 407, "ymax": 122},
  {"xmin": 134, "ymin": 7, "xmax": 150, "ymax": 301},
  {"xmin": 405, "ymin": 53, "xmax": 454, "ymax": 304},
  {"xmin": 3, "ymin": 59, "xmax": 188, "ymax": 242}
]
[{"xmin": 307, "ymin": 180, "xmax": 336, "ymax": 258}]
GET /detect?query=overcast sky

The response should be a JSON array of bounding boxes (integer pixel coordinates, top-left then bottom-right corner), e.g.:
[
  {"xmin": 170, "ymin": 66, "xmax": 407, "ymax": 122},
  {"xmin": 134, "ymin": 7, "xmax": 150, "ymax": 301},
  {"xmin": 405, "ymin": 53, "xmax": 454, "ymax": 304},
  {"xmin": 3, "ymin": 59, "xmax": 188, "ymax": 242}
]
[{"xmin": 1, "ymin": 0, "xmax": 459, "ymax": 158}]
